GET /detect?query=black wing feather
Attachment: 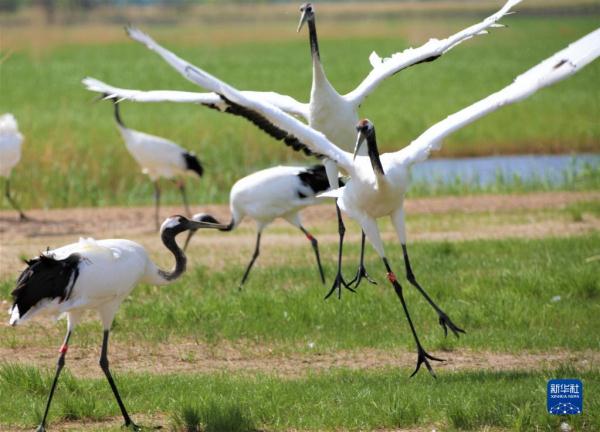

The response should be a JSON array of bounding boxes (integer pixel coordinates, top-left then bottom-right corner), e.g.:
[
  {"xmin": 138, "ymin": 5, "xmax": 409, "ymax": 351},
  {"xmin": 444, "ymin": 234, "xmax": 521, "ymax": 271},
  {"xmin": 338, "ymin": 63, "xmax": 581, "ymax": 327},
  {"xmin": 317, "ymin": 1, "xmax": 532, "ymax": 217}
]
[{"xmin": 219, "ymin": 95, "xmax": 325, "ymax": 159}]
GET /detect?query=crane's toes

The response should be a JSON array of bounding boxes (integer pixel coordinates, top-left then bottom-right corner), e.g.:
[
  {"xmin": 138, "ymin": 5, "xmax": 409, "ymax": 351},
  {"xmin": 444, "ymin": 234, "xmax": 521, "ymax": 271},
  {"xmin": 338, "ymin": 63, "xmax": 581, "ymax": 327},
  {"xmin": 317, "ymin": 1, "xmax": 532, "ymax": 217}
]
[
  {"xmin": 122, "ymin": 421, "xmax": 142, "ymax": 431},
  {"xmin": 35, "ymin": 425, "xmax": 46, "ymax": 432},
  {"xmin": 324, "ymin": 272, "xmax": 355, "ymax": 300},
  {"xmin": 438, "ymin": 313, "xmax": 466, "ymax": 338},
  {"xmin": 124, "ymin": 425, "xmax": 162, "ymax": 431},
  {"xmin": 349, "ymin": 265, "xmax": 377, "ymax": 289},
  {"xmin": 410, "ymin": 347, "xmax": 444, "ymax": 378}
]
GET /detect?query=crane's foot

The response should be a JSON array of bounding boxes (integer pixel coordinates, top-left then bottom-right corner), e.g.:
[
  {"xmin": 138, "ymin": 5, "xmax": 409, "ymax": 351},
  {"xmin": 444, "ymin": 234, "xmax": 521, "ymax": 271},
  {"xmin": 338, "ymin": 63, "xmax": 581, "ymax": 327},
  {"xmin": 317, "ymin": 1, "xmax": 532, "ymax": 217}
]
[
  {"xmin": 35, "ymin": 425, "xmax": 46, "ymax": 432},
  {"xmin": 324, "ymin": 271, "xmax": 355, "ymax": 300},
  {"xmin": 122, "ymin": 423, "xmax": 162, "ymax": 431},
  {"xmin": 123, "ymin": 424, "xmax": 162, "ymax": 431},
  {"xmin": 122, "ymin": 421, "xmax": 145, "ymax": 431},
  {"xmin": 438, "ymin": 312, "xmax": 466, "ymax": 338},
  {"xmin": 410, "ymin": 346, "xmax": 444, "ymax": 378},
  {"xmin": 349, "ymin": 265, "xmax": 377, "ymax": 289},
  {"xmin": 19, "ymin": 213, "xmax": 29, "ymax": 222}
]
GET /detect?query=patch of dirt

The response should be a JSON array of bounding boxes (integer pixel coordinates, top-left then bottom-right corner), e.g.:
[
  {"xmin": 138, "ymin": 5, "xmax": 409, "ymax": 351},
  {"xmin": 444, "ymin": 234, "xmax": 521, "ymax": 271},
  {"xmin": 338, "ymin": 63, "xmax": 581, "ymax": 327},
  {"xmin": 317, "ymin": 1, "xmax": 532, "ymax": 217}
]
[
  {"xmin": 1, "ymin": 191, "xmax": 596, "ymax": 238},
  {"xmin": 0, "ymin": 414, "xmax": 437, "ymax": 432},
  {"xmin": 1, "ymin": 192, "xmax": 598, "ymax": 279},
  {"xmin": 0, "ymin": 414, "xmax": 165, "ymax": 432},
  {"xmin": 1, "ymin": 341, "xmax": 597, "ymax": 380}
]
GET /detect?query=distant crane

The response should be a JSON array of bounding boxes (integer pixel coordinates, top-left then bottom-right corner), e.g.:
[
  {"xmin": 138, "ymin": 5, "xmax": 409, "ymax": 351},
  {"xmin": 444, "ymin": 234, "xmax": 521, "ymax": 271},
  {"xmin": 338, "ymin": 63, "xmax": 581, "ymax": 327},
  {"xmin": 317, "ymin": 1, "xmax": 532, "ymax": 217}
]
[
  {"xmin": 178, "ymin": 27, "xmax": 600, "ymax": 376},
  {"xmin": 9, "ymin": 215, "xmax": 212, "ymax": 431},
  {"xmin": 105, "ymin": 98, "xmax": 203, "ymax": 230},
  {"xmin": 82, "ymin": 0, "xmax": 518, "ymax": 295},
  {"xmin": 0, "ymin": 113, "xmax": 28, "ymax": 220},
  {"xmin": 185, "ymin": 164, "xmax": 336, "ymax": 288}
]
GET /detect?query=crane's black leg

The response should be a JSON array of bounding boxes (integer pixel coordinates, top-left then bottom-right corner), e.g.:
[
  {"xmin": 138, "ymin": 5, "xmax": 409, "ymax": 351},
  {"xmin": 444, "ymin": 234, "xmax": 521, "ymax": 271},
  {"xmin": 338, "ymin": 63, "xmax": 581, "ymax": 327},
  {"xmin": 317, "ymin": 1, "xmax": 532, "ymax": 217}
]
[
  {"xmin": 177, "ymin": 180, "xmax": 192, "ymax": 217},
  {"xmin": 99, "ymin": 330, "xmax": 139, "ymax": 431},
  {"xmin": 349, "ymin": 231, "xmax": 377, "ymax": 289},
  {"xmin": 300, "ymin": 225, "xmax": 325, "ymax": 284},
  {"xmin": 324, "ymin": 204, "xmax": 355, "ymax": 299},
  {"xmin": 383, "ymin": 257, "xmax": 443, "ymax": 378},
  {"xmin": 240, "ymin": 231, "xmax": 262, "ymax": 289},
  {"xmin": 402, "ymin": 244, "xmax": 465, "ymax": 338},
  {"xmin": 36, "ymin": 330, "xmax": 72, "ymax": 432},
  {"xmin": 5, "ymin": 178, "xmax": 28, "ymax": 221},
  {"xmin": 153, "ymin": 181, "xmax": 161, "ymax": 231}
]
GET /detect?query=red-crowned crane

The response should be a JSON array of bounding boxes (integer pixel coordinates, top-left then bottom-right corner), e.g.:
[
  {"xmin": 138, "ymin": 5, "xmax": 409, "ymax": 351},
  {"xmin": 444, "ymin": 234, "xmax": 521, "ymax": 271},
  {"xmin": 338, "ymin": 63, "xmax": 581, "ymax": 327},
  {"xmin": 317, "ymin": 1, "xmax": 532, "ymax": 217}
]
[
  {"xmin": 0, "ymin": 113, "xmax": 28, "ymax": 220},
  {"xmin": 82, "ymin": 0, "xmax": 519, "ymax": 295},
  {"xmin": 9, "ymin": 215, "xmax": 212, "ymax": 431},
  {"xmin": 170, "ymin": 28, "xmax": 600, "ymax": 376},
  {"xmin": 185, "ymin": 164, "xmax": 339, "ymax": 288},
  {"xmin": 104, "ymin": 99, "xmax": 203, "ymax": 230}
]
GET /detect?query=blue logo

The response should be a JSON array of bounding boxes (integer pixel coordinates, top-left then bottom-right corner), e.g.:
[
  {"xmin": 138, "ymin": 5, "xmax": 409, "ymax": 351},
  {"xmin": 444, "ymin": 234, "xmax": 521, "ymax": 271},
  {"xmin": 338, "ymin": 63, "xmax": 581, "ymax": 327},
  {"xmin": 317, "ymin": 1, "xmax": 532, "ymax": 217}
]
[{"xmin": 547, "ymin": 379, "xmax": 583, "ymax": 415}]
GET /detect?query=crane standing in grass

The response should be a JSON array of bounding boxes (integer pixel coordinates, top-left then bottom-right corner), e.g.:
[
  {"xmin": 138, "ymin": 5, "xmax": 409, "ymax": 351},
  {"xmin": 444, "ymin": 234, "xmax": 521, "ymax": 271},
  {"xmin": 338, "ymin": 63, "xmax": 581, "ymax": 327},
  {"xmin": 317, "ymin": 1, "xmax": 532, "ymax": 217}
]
[
  {"xmin": 105, "ymin": 99, "xmax": 203, "ymax": 230},
  {"xmin": 178, "ymin": 27, "xmax": 600, "ymax": 375},
  {"xmin": 0, "ymin": 113, "xmax": 28, "ymax": 221},
  {"xmin": 9, "ymin": 215, "xmax": 213, "ymax": 432},
  {"xmin": 184, "ymin": 164, "xmax": 337, "ymax": 288},
  {"xmin": 82, "ymin": 0, "xmax": 519, "ymax": 295}
]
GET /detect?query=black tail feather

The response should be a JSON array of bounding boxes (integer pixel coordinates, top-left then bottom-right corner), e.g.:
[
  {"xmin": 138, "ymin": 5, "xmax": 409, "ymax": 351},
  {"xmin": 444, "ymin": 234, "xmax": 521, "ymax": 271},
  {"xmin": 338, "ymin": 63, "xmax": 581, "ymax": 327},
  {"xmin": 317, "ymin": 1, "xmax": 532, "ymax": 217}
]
[
  {"xmin": 297, "ymin": 164, "xmax": 331, "ymax": 194},
  {"xmin": 11, "ymin": 254, "xmax": 82, "ymax": 320},
  {"xmin": 183, "ymin": 152, "xmax": 203, "ymax": 177}
]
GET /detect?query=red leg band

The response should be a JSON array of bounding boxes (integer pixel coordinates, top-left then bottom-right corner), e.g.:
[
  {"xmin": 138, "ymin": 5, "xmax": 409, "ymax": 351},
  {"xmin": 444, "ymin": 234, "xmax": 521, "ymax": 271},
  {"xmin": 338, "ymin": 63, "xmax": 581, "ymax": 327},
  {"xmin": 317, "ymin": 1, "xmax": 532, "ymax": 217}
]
[
  {"xmin": 306, "ymin": 233, "xmax": 314, "ymax": 241},
  {"xmin": 59, "ymin": 344, "xmax": 68, "ymax": 354},
  {"xmin": 387, "ymin": 272, "xmax": 397, "ymax": 283}
]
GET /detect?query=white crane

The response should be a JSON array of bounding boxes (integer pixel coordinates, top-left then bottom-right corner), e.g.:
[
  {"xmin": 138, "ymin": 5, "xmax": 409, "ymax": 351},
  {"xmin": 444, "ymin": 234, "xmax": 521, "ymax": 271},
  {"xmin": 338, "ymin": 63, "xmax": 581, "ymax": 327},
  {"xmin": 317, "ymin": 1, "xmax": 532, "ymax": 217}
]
[
  {"xmin": 169, "ymin": 28, "xmax": 600, "ymax": 376},
  {"xmin": 184, "ymin": 164, "xmax": 339, "ymax": 287},
  {"xmin": 82, "ymin": 0, "xmax": 519, "ymax": 295},
  {"xmin": 0, "ymin": 113, "xmax": 28, "ymax": 221},
  {"xmin": 103, "ymin": 98, "xmax": 204, "ymax": 230},
  {"xmin": 9, "ymin": 215, "xmax": 212, "ymax": 431}
]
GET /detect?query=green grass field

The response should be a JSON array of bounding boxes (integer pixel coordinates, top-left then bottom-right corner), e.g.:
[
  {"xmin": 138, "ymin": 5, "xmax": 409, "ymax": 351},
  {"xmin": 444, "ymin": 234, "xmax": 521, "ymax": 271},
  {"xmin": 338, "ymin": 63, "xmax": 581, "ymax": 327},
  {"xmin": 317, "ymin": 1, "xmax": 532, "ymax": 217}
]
[
  {"xmin": 1, "ymin": 366, "xmax": 598, "ymax": 431},
  {"xmin": 1, "ymin": 13, "xmax": 599, "ymax": 209},
  {"xmin": 1, "ymin": 4, "xmax": 599, "ymax": 431},
  {"xmin": 1, "ymin": 230, "xmax": 599, "ymax": 430}
]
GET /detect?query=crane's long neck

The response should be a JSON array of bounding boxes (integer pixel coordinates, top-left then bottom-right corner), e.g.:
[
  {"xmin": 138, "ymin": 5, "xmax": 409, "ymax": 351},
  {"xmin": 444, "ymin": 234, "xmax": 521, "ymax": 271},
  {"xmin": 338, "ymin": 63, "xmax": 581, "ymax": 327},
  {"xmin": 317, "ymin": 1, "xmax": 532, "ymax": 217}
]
[
  {"xmin": 155, "ymin": 231, "xmax": 187, "ymax": 284},
  {"xmin": 113, "ymin": 102, "xmax": 125, "ymax": 128},
  {"xmin": 308, "ymin": 18, "xmax": 333, "ymax": 94},
  {"xmin": 308, "ymin": 18, "xmax": 320, "ymax": 62},
  {"xmin": 366, "ymin": 131, "xmax": 385, "ymax": 176}
]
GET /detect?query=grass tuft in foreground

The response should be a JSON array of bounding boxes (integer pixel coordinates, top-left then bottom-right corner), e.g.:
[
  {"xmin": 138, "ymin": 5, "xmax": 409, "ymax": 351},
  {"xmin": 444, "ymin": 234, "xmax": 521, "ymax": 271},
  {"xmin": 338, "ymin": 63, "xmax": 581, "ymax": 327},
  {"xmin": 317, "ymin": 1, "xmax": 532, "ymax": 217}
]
[{"xmin": 170, "ymin": 401, "xmax": 256, "ymax": 432}]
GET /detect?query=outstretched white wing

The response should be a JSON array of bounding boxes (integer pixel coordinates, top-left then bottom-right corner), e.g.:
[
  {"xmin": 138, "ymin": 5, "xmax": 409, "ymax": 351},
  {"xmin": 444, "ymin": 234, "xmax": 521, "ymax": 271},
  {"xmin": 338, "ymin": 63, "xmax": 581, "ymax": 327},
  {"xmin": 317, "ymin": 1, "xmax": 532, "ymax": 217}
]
[
  {"xmin": 83, "ymin": 77, "xmax": 225, "ymax": 105},
  {"xmin": 182, "ymin": 64, "xmax": 355, "ymax": 174},
  {"xmin": 83, "ymin": 77, "xmax": 309, "ymax": 118},
  {"xmin": 398, "ymin": 28, "xmax": 600, "ymax": 166},
  {"xmin": 344, "ymin": 0, "xmax": 521, "ymax": 106},
  {"xmin": 124, "ymin": 27, "xmax": 309, "ymax": 119}
]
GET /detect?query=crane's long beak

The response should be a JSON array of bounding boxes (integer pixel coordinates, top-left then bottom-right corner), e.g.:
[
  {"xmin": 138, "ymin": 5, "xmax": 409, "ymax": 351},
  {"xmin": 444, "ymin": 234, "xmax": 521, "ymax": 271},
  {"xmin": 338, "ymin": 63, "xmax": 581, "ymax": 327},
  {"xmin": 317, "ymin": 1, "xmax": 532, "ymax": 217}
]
[
  {"xmin": 297, "ymin": 9, "xmax": 309, "ymax": 32},
  {"xmin": 353, "ymin": 132, "xmax": 366, "ymax": 160},
  {"xmin": 183, "ymin": 217, "xmax": 225, "ymax": 251}
]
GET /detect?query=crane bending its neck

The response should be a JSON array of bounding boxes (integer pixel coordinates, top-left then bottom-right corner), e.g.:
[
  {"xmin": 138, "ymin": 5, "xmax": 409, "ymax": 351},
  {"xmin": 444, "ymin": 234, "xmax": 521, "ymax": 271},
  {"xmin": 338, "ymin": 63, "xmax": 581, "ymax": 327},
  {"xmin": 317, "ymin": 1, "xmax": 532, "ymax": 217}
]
[{"xmin": 157, "ymin": 229, "xmax": 187, "ymax": 283}]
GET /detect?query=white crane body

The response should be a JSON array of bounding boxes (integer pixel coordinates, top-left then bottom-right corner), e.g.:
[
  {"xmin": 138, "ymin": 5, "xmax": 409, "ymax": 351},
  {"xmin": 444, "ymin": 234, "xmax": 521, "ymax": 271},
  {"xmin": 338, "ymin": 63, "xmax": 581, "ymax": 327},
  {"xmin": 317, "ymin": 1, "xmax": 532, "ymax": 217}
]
[
  {"xmin": 0, "ymin": 113, "xmax": 28, "ymax": 220},
  {"xmin": 229, "ymin": 165, "xmax": 325, "ymax": 228},
  {"xmin": 105, "ymin": 101, "xmax": 203, "ymax": 228},
  {"xmin": 185, "ymin": 164, "xmax": 331, "ymax": 287},
  {"xmin": 118, "ymin": 125, "xmax": 195, "ymax": 181},
  {"xmin": 0, "ymin": 113, "xmax": 22, "ymax": 178},
  {"xmin": 9, "ymin": 215, "xmax": 207, "ymax": 431}
]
